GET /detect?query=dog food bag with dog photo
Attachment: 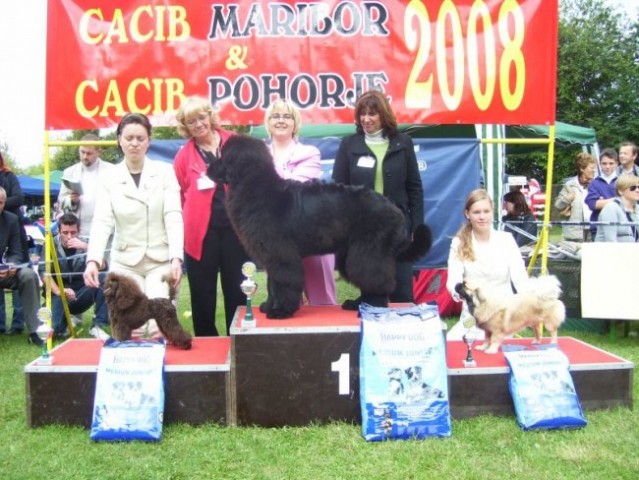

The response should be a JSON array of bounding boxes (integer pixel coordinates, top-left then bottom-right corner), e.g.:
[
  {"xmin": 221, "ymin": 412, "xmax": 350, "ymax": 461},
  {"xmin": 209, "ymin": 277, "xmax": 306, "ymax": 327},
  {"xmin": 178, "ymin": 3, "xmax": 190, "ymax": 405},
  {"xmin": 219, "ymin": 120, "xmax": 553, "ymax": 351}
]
[
  {"xmin": 504, "ymin": 348, "xmax": 587, "ymax": 431},
  {"xmin": 359, "ymin": 303, "xmax": 451, "ymax": 441},
  {"xmin": 90, "ymin": 339, "xmax": 166, "ymax": 441}
]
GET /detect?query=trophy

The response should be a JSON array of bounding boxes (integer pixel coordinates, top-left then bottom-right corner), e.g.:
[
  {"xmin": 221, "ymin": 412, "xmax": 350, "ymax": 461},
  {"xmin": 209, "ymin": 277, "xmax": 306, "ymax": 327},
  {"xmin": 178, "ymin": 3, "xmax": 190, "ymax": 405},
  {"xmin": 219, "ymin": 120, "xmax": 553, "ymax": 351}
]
[
  {"xmin": 240, "ymin": 261, "xmax": 258, "ymax": 328},
  {"xmin": 462, "ymin": 316, "xmax": 477, "ymax": 368},
  {"xmin": 36, "ymin": 307, "xmax": 54, "ymax": 365}
]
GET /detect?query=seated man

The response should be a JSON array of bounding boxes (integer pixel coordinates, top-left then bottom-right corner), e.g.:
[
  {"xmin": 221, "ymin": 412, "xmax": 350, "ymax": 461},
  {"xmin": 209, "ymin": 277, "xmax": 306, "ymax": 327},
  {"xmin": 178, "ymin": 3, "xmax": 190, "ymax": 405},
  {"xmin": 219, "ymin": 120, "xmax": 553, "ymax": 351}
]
[
  {"xmin": 0, "ymin": 187, "xmax": 42, "ymax": 345},
  {"xmin": 42, "ymin": 212, "xmax": 109, "ymax": 339}
]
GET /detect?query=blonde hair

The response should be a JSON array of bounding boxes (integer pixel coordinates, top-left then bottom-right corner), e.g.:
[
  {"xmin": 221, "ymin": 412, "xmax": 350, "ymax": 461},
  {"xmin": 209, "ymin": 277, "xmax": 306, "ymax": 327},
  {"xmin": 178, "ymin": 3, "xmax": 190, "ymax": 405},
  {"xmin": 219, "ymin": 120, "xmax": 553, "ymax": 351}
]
[
  {"xmin": 455, "ymin": 189, "xmax": 493, "ymax": 262},
  {"xmin": 264, "ymin": 98, "xmax": 302, "ymax": 139},
  {"xmin": 616, "ymin": 174, "xmax": 639, "ymax": 195},
  {"xmin": 175, "ymin": 96, "xmax": 221, "ymax": 138}
]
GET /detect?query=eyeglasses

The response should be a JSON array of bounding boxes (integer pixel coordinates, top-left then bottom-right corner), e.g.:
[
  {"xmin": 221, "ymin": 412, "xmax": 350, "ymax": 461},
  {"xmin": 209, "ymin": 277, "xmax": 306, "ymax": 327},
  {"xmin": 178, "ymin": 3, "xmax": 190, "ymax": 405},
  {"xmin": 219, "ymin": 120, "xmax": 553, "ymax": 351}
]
[
  {"xmin": 269, "ymin": 113, "xmax": 293, "ymax": 121},
  {"xmin": 629, "ymin": 185, "xmax": 639, "ymax": 192},
  {"xmin": 185, "ymin": 114, "xmax": 209, "ymax": 127}
]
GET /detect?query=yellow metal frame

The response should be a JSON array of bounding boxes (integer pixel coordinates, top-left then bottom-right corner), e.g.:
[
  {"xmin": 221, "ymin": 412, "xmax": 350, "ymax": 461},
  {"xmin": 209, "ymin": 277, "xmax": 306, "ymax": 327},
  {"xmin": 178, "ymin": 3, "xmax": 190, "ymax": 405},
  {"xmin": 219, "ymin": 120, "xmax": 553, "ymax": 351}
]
[
  {"xmin": 41, "ymin": 135, "xmax": 118, "ymax": 349},
  {"xmin": 481, "ymin": 125, "xmax": 557, "ymax": 276},
  {"xmin": 40, "ymin": 130, "xmax": 557, "ymax": 346}
]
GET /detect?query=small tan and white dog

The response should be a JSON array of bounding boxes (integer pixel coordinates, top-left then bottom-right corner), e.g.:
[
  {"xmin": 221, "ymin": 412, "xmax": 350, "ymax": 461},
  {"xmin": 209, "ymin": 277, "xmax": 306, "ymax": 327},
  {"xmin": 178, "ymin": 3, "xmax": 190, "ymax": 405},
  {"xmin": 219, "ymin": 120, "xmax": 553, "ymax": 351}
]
[{"xmin": 454, "ymin": 275, "xmax": 565, "ymax": 354}]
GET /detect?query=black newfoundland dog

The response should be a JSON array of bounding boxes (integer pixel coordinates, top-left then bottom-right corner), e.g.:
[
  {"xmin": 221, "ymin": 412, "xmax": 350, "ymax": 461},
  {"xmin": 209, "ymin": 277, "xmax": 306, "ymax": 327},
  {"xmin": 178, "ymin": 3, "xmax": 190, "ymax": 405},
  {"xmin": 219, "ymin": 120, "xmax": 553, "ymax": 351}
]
[{"xmin": 208, "ymin": 135, "xmax": 432, "ymax": 319}]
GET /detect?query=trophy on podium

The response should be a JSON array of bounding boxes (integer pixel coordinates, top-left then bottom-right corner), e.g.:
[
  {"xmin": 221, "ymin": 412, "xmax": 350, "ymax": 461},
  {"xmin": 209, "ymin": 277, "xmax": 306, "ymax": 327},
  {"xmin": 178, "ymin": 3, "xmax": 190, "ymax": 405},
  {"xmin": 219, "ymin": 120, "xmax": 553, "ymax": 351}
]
[
  {"xmin": 36, "ymin": 307, "xmax": 54, "ymax": 365},
  {"xmin": 462, "ymin": 316, "xmax": 477, "ymax": 368},
  {"xmin": 240, "ymin": 262, "xmax": 258, "ymax": 328}
]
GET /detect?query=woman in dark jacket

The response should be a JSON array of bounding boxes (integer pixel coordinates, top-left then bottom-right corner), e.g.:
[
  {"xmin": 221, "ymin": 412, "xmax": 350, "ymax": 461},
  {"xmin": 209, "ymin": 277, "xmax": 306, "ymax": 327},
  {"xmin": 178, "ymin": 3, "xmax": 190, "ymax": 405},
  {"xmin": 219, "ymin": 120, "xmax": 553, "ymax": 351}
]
[
  {"xmin": 502, "ymin": 190, "xmax": 538, "ymax": 247},
  {"xmin": 0, "ymin": 151, "xmax": 27, "ymax": 334},
  {"xmin": 332, "ymin": 90, "xmax": 424, "ymax": 308}
]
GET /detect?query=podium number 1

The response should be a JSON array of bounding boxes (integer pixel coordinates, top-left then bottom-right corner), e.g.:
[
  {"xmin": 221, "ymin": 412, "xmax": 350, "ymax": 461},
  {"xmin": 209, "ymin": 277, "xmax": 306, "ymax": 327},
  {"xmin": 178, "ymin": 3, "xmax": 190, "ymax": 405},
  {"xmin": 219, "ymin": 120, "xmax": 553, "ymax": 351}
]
[{"xmin": 331, "ymin": 353, "xmax": 350, "ymax": 395}]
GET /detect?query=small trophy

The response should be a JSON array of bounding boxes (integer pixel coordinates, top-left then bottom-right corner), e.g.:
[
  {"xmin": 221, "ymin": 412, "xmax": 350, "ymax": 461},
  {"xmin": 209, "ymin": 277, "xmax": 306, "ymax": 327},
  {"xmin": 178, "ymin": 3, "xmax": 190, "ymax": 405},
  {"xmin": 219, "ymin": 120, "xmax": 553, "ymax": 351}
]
[
  {"xmin": 462, "ymin": 316, "xmax": 477, "ymax": 367},
  {"xmin": 36, "ymin": 307, "xmax": 54, "ymax": 365},
  {"xmin": 240, "ymin": 261, "xmax": 258, "ymax": 328},
  {"xmin": 462, "ymin": 333, "xmax": 477, "ymax": 367}
]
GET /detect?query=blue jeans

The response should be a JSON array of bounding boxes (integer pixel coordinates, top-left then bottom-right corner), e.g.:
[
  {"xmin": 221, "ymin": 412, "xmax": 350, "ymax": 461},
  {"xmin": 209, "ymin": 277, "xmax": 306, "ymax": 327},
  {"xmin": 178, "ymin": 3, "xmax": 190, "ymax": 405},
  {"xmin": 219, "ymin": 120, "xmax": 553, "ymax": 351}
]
[
  {"xmin": 0, "ymin": 289, "xmax": 25, "ymax": 332},
  {"xmin": 51, "ymin": 285, "xmax": 108, "ymax": 333}
]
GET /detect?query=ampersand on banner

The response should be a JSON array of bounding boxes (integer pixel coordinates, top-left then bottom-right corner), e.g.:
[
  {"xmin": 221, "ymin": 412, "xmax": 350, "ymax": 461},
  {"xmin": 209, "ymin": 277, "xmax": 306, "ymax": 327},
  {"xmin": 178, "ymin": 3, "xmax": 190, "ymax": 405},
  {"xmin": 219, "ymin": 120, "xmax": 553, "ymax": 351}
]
[{"xmin": 225, "ymin": 45, "xmax": 248, "ymax": 70}]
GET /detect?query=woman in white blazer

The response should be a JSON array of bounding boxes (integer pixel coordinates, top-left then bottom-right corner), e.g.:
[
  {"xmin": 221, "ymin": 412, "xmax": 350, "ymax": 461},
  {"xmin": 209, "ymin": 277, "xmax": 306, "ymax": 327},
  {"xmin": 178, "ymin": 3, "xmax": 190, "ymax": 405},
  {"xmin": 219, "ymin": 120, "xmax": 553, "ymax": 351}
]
[{"xmin": 84, "ymin": 113, "xmax": 184, "ymax": 334}]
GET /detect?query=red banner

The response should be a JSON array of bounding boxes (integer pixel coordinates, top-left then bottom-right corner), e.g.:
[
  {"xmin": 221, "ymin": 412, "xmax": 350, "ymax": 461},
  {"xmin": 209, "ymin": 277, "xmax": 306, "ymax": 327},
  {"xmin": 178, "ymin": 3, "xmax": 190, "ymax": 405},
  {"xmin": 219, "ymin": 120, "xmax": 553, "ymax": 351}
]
[{"xmin": 45, "ymin": 0, "xmax": 557, "ymax": 130}]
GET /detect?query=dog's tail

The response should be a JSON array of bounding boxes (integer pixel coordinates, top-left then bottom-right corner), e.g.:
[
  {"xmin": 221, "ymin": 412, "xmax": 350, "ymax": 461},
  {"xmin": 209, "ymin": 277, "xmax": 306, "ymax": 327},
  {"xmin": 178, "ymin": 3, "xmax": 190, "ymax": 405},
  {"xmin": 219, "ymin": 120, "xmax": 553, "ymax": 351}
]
[
  {"xmin": 396, "ymin": 224, "xmax": 432, "ymax": 262},
  {"xmin": 525, "ymin": 275, "xmax": 562, "ymax": 300},
  {"xmin": 162, "ymin": 273, "xmax": 177, "ymax": 302}
]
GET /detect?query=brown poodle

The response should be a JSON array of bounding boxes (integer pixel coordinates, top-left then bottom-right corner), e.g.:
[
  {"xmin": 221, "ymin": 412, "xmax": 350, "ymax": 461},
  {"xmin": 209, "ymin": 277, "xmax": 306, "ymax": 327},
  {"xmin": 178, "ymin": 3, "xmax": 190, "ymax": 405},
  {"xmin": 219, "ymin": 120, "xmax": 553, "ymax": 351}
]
[{"xmin": 103, "ymin": 272, "xmax": 192, "ymax": 350}]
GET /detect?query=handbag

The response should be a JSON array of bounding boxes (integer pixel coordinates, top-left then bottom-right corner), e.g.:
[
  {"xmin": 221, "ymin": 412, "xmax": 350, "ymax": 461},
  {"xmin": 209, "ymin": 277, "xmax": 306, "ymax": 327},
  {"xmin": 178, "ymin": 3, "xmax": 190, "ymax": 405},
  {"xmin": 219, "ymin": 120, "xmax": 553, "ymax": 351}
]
[
  {"xmin": 558, "ymin": 185, "xmax": 573, "ymax": 217},
  {"xmin": 559, "ymin": 204, "xmax": 572, "ymax": 218}
]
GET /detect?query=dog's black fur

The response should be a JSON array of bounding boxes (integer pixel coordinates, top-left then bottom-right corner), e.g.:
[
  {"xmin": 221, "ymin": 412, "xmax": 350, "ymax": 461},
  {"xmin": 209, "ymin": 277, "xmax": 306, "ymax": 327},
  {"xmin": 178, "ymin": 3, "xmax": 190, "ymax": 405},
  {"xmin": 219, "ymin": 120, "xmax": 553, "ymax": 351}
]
[
  {"xmin": 455, "ymin": 282, "xmax": 476, "ymax": 314},
  {"xmin": 208, "ymin": 135, "xmax": 432, "ymax": 319}
]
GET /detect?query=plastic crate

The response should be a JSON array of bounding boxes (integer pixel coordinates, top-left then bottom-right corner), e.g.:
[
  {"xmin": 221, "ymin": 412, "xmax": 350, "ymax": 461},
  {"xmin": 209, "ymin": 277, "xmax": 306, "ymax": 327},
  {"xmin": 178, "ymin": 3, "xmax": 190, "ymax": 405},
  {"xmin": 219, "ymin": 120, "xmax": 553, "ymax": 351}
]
[{"xmin": 531, "ymin": 259, "xmax": 607, "ymax": 334}]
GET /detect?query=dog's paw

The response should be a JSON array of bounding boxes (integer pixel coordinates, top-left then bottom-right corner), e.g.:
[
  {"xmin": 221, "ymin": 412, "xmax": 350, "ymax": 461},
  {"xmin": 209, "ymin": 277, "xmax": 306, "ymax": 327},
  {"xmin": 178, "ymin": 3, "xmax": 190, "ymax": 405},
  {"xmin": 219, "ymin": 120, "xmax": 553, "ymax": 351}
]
[
  {"xmin": 173, "ymin": 339, "xmax": 192, "ymax": 350},
  {"xmin": 259, "ymin": 302, "xmax": 271, "ymax": 314},
  {"xmin": 484, "ymin": 344, "xmax": 500, "ymax": 354},
  {"xmin": 266, "ymin": 308, "xmax": 295, "ymax": 319},
  {"xmin": 341, "ymin": 298, "xmax": 361, "ymax": 311},
  {"xmin": 474, "ymin": 343, "xmax": 488, "ymax": 351}
]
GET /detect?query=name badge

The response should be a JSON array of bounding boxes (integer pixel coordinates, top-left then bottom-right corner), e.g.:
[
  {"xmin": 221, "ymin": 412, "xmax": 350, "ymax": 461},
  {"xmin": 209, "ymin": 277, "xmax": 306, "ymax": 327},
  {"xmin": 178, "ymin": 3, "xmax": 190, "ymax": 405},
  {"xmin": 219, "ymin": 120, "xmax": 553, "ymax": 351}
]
[
  {"xmin": 357, "ymin": 156, "xmax": 376, "ymax": 168},
  {"xmin": 197, "ymin": 174, "xmax": 215, "ymax": 190}
]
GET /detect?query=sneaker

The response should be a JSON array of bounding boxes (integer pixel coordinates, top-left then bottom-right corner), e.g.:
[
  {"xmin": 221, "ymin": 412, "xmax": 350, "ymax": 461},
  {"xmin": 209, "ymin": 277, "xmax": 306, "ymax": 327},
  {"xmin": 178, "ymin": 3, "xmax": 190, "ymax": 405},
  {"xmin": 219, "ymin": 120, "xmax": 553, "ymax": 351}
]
[
  {"xmin": 71, "ymin": 316, "xmax": 83, "ymax": 328},
  {"xmin": 6, "ymin": 328, "xmax": 24, "ymax": 336},
  {"xmin": 28, "ymin": 333, "xmax": 44, "ymax": 346},
  {"xmin": 89, "ymin": 325, "xmax": 110, "ymax": 341}
]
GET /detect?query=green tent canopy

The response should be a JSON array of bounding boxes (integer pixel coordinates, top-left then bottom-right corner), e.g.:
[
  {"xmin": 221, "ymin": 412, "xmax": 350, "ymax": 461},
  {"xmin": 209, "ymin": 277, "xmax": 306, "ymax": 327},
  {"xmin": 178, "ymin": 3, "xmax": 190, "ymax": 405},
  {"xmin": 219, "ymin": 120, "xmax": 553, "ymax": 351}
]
[
  {"xmin": 250, "ymin": 121, "xmax": 597, "ymax": 148},
  {"xmin": 34, "ymin": 170, "xmax": 64, "ymax": 185}
]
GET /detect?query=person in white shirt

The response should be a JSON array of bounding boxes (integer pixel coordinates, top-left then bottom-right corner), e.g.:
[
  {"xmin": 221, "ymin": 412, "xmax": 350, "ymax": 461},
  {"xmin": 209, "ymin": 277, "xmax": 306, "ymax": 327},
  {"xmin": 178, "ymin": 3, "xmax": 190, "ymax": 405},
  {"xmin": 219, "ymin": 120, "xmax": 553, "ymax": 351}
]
[
  {"xmin": 446, "ymin": 189, "xmax": 529, "ymax": 340},
  {"xmin": 58, "ymin": 133, "xmax": 115, "ymax": 237}
]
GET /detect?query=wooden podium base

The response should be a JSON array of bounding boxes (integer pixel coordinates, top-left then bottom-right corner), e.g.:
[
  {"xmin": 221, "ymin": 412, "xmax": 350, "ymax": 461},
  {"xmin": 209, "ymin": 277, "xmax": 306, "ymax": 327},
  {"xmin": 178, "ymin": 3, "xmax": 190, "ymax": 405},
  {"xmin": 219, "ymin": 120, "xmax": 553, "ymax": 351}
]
[
  {"xmin": 24, "ymin": 337, "xmax": 231, "ymax": 428},
  {"xmin": 446, "ymin": 337, "xmax": 634, "ymax": 418},
  {"xmin": 230, "ymin": 305, "xmax": 361, "ymax": 427},
  {"xmin": 24, "ymin": 306, "xmax": 634, "ymax": 428}
]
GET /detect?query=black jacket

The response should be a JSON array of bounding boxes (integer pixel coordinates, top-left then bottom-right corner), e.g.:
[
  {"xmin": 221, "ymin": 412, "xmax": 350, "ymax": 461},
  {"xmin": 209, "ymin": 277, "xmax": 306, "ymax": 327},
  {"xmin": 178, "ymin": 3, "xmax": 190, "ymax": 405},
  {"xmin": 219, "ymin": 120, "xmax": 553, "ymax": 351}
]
[
  {"xmin": 332, "ymin": 132, "xmax": 424, "ymax": 232},
  {"xmin": 0, "ymin": 170, "xmax": 25, "ymax": 218},
  {"xmin": 0, "ymin": 211, "xmax": 25, "ymax": 265}
]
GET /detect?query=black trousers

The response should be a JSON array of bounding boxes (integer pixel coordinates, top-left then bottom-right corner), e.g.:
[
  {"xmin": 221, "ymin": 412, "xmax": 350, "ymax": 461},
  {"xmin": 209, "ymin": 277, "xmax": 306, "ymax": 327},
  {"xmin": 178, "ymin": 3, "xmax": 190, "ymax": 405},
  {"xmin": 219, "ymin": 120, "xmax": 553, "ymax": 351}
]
[
  {"xmin": 390, "ymin": 260, "xmax": 415, "ymax": 303},
  {"xmin": 185, "ymin": 226, "xmax": 248, "ymax": 336}
]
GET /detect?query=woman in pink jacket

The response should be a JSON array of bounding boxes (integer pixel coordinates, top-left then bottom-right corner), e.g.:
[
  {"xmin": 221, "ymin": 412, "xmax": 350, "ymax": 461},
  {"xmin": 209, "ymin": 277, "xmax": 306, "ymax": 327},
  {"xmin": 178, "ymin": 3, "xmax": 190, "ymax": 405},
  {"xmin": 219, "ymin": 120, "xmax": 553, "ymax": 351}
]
[
  {"xmin": 264, "ymin": 98, "xmax": 337, "ymax": 305},
  {"xmin": 174, "ymin": 96, "xmax": 247, "ymax": 336}
]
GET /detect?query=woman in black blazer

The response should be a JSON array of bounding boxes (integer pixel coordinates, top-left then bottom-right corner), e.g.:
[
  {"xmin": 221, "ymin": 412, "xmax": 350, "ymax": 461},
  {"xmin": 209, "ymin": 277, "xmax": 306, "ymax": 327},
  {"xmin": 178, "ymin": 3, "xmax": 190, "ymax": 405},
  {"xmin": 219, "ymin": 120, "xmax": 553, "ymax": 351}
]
[{"xmin": 332, "ymin": 90, "xmax": 424, "ymax": 308}]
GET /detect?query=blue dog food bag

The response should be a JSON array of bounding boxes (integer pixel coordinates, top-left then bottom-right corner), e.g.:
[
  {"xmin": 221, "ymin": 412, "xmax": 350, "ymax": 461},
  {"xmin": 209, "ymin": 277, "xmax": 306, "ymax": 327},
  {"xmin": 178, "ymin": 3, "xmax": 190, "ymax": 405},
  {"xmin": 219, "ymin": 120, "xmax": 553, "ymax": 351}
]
[
  {"xmin": 504, "ymin": 348, "xmax": 587, "ymax": 431},
  {"xmin": 359, "ymin": 303, "xmax": 451, "ymax": 441},
  {"xmin": 90, "ymin": 339, "xmax": 166, "ymax": 441}
]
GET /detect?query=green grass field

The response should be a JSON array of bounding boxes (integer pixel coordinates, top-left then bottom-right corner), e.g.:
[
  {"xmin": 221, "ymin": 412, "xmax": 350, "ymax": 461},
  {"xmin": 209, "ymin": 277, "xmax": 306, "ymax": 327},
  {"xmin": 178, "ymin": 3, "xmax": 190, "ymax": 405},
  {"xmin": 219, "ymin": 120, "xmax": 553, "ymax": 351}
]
[{"xmin": 1, "ymin": 276, "xmax": 638, "ymax": 480}]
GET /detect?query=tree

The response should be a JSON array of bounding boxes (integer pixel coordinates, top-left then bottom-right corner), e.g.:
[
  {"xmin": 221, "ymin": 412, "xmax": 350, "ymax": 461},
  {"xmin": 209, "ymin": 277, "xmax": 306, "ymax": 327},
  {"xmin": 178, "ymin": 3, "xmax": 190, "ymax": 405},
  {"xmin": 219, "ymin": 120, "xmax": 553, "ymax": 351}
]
[
  {"xmin": 557, "ymin": 0, "xmax": 639, "ymax": 149},
  {"xmin": 507, "ymin": 0, "xmax": 639, "ymax": 184}
]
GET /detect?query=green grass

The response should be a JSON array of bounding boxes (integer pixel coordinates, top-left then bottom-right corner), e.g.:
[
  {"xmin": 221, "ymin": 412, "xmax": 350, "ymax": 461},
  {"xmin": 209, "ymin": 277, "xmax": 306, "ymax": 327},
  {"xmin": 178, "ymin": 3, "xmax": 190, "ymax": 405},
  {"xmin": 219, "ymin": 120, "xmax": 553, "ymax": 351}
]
[{"xmin": 1, "ymin": 279, "xmax": 638, "ymax": 480}]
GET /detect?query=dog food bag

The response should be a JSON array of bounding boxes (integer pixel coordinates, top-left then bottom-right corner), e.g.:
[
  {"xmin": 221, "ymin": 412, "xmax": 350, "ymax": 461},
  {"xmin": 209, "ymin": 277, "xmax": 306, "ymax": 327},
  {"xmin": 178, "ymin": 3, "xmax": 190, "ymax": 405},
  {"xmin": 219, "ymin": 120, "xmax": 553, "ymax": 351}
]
[
  {"xmin": 90, "ymin": 339, "xmax": 166, "ymax": 441},
  {"xmin": 359, "ymin": 303, "xmax": 451, "ymax": 441},
  {"xmin": 504, "ymin": 348, "xmax": 587, "ymax": 431}
]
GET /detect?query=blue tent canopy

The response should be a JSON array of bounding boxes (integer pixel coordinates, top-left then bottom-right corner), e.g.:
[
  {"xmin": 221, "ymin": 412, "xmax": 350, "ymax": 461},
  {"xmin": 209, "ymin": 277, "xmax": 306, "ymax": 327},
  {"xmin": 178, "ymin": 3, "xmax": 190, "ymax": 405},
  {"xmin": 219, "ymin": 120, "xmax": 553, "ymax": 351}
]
[{"xmin": 17, "ymin": 174, "xmax": 61, "ymax": 197}]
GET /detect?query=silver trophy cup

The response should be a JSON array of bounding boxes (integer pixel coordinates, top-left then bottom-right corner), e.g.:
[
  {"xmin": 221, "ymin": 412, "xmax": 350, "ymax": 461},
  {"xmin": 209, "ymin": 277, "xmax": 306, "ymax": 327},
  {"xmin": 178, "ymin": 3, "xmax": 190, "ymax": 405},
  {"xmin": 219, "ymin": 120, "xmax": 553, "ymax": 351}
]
[{"xmin": 240, "ymin": 262, "xmax": 258, "ymax": 327}]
